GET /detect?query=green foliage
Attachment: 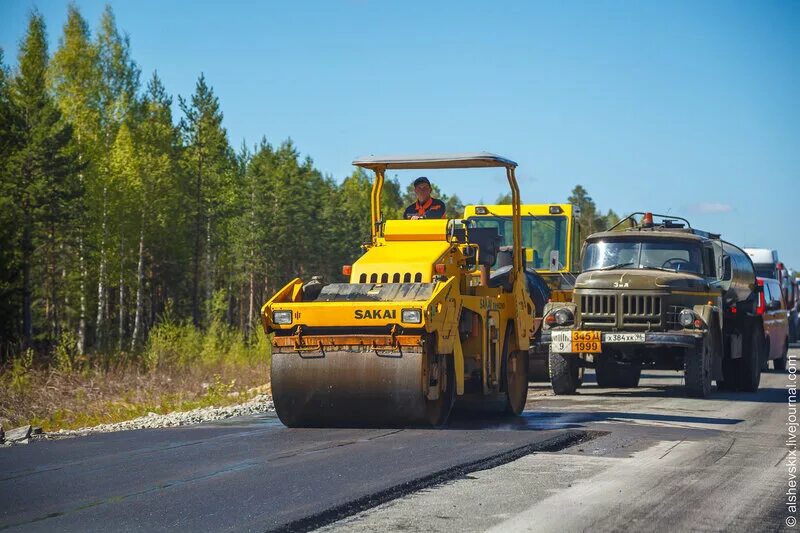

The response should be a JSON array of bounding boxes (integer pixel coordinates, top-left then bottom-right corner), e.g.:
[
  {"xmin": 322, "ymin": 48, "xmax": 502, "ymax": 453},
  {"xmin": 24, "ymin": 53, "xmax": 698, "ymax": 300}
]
[
  {"xmin": 3, "ymin": 11, "xmax": 82, "ymax": 348},
  {"xmin": 53, "ymin": 330, "xmax": 78, "ymax": 373},
  {"xmin": 2, "ymin": 5, "xmax": 623, "ymax": 376},
  {"xmin": 201, "ymin": 374, "xmax": 237, "ymax": 404},
  {"xmin": 495, "ymin": 192, "xmax": 513, "ymax": 204},
  {"xmin": 568, "ymin": 185, "xmax": 619, "ymax": 237},
  {"xmin": 7, "ymin": 348, "xmax": 34, "ymax": 393},
  {"xmin": 143, "ymin": 295, "xmax": 270, "ymax": 372}
]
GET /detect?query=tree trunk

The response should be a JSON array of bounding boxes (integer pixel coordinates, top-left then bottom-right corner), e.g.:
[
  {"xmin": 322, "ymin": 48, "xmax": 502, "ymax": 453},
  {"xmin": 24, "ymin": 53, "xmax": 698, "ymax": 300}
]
[
  {"xmin": 131, "ymin": 218, "xmax": 145, "ymax": 352},
  {"xmin": 247, "ymin": 271, "xmax": 254, "ymax": 340},
  {"xmin": 21, "ymin": 213, "xmax": 33, "ymax": 349},
  {"xmin": 76, "ymin": 154, "xmax": 86, "ymax": 355},
  {"xmin": 191, "ymin": 156, "xmax": 203, "ymax": 327},
  {"xmin": 118, "ymin": 238, "xmax": 125, "ymax": 352},
  {"xmin": 96, "ymin": 186, "xmax": 108, "ymax": 348},
  {"xmin": 60, "ymin": 242, "xmax": 68, "ymax": 336},
  {"xmin": 226, "ymin": 281, "xmax": 234, "ymax": 326},
  {"xmin": 205, "ymin": 217, "xmax": 213, "ymax": 319},
  {"xmin": 78, "ymin": 234, "xmax": 86, "ymax": 354},
  {"xmin": 48, "ymin": 223, "xmax": 58, "ymax": 340}
]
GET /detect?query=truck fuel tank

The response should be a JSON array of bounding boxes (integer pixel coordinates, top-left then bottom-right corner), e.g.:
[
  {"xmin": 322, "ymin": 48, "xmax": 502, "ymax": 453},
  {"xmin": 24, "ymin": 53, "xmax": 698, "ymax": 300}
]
[{"xmin": 720, "ymin": 241, "xmax": 756, "ymax": 305}]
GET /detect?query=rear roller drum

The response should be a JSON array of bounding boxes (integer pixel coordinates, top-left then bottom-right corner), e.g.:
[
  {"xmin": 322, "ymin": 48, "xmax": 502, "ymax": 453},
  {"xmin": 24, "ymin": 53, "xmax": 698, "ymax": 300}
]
[{"xmin": 503, "ymin": 350, "xmax": 529, "ymax": 415}]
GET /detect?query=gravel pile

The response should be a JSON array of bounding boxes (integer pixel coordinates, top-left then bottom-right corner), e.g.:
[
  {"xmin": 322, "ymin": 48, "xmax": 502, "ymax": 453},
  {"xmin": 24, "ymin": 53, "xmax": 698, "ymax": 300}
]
[{"xmin": 33, "ymin": 394, "xmax": 275, "ymax": 442}]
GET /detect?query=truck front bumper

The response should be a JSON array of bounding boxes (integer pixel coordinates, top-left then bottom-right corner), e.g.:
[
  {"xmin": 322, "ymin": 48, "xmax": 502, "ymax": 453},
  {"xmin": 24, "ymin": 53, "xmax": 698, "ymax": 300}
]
[{"xmin": 539, "ymin": 330, "xmax": 703, "ymax": 350}]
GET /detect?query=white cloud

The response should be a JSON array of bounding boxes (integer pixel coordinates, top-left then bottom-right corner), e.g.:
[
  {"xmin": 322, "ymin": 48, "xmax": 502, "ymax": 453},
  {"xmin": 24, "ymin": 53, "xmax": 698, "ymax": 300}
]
[{"xmin": 687, "ymin": 202, "xmax": 735, "ymax": 214}]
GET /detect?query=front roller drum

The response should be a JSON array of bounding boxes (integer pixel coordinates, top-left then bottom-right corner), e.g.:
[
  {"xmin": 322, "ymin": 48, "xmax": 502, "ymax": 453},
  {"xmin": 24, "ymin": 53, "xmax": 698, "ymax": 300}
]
[{"xmin": 271, "ymin": 349, "xmax": 454, "ymax": 428}]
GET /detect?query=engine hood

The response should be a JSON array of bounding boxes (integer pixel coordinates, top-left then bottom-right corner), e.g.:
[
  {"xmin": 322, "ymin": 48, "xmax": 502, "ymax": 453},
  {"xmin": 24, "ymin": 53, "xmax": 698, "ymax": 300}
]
[{"xmin": 575, "ymin": 269, "xmax": 710, "ymax": 292}]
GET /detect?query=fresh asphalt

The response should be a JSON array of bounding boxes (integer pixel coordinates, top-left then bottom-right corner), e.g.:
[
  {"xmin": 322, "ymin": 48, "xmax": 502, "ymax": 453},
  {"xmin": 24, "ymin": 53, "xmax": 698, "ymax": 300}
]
[
  {"xmin": 0, "ymin": 408, "xmax": 585, "ymax": 531},
  {"xmin": 1, "ymin": 347, "xmax": 797, "ymax": 532}
]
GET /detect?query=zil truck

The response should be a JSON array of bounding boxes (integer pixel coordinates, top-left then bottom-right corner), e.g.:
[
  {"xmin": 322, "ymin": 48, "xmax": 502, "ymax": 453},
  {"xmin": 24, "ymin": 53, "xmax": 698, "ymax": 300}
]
[{"xmin": 539, "ymin": 212, "xmax": 762, "ymax": 398}]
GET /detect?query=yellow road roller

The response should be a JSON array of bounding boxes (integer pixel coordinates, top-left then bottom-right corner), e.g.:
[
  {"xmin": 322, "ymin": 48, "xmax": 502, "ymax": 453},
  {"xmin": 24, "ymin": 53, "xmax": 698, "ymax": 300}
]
[{"xmin": 261, "ymin": 153, "xmax": 537, "ymax": 427}]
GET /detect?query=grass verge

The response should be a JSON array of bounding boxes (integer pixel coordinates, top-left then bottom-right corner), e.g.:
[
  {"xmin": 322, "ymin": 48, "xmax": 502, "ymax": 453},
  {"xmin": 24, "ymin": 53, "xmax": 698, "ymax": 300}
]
[{"xmin": 1, "ymin": 316, "xmax": 272, "ymax": 432}]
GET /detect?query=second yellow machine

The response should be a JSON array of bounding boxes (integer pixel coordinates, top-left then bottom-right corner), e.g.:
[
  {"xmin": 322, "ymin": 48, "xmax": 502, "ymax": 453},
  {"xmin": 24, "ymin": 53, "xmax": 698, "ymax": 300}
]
[{"xmin": 261, "ymin": 153, "xmax": 537, "ymax": 427}]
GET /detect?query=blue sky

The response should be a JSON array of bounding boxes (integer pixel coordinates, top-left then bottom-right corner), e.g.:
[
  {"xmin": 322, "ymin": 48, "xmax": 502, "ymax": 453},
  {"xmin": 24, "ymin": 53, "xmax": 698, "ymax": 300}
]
[{"xmin": 2, "ymin": 1, "xmax": 798, "ymax": 266}]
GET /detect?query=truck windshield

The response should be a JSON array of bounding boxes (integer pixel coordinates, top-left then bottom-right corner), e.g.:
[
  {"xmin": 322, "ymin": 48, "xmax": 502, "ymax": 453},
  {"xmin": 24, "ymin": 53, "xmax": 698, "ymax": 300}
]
[
  {"xmin": 583, "ymin": 239, "xmax": 704, "ymax": 274},
  {"xmin": 471, "ymin": 215, "xmax": 567, "ymax": 270}
]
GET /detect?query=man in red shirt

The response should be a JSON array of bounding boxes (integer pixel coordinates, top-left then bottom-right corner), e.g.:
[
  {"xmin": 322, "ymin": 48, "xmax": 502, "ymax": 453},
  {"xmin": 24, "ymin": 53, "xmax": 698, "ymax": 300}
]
[{"xmin": 403, "ymin": 177, "xmax": 447, "ymax": 220}]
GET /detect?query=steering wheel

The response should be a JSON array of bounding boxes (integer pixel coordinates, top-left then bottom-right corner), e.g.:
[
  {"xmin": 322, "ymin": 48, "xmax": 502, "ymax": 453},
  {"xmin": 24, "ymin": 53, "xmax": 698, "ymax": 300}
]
[{"xmin": 662, "ymin": 257, "xmax": 691, "ymax": 270}]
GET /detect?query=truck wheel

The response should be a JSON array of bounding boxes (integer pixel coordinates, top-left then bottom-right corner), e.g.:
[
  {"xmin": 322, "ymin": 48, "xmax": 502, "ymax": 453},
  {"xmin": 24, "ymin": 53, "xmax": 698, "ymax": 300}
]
[
  {"xmin": 549, "ymin": 347, "xmax": 580, "ymax": 395},
  {"xmin": 685, "ymin": 331, "xmax": 714, "ymax": 398},
  {"xmin": 527, "ymin": 349, "xmax": 550, "ymax": 382},
  {"xmin": 774, "ymin": 338, "xmax": 789, "ymax": 371},
  {"xmin": 760, "ymin": 341, "xmax": 770, "ymax": 372},
  {"xmin": 719, "ymin": 359, "xmax": 736, "ymax": 391},
  {"xmin": 734, "ymin": 325, "xmax": 762, "ymax": 392},
  {"xmin": 595, "ymin": 354, "xmax": 641, "ymax": 388}
]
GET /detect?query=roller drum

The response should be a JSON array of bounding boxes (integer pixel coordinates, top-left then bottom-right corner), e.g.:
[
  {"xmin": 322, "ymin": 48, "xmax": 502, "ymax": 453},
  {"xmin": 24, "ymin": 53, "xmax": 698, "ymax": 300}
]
[{"xmin": 271, "ymin": 348, "xmax": 453, "ymax": 427}]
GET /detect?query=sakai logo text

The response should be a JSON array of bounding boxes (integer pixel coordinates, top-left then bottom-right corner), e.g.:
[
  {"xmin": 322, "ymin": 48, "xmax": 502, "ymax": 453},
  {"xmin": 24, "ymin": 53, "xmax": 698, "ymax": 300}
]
[{"xmin": 354, "ymin": 309, "xmax": 396, "ymax": 319}]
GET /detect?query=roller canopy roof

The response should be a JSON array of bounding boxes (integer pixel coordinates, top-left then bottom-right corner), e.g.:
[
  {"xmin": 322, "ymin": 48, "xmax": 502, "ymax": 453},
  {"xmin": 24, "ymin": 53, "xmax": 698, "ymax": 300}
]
[{"xmin": 352, "ymin": 152, "xmax": 517, "ymax": 170}]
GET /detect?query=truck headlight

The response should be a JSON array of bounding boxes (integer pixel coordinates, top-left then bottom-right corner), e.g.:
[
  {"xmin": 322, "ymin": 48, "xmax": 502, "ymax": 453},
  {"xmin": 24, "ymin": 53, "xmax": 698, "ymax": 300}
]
[
  {"xmin": 678, "ymin": 309, "xmax": 695, "ymax": 328},
  {"xmin": 402, "ymin": 308, "xmax": 422, "ymax": 324},
  {"xmin": 272, "ymin": 310, "xmax": 293, "ymax": 325},
  {"xmin": 554, "ymin": 308, "xmax": 574, "ymax": 326}
]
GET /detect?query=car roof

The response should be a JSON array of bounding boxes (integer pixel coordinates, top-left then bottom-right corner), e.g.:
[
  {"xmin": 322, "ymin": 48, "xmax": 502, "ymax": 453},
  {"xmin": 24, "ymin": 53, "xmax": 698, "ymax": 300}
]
[{"xmin": 352, "ymin": 152, "xmax": 517, "ymax": 170}]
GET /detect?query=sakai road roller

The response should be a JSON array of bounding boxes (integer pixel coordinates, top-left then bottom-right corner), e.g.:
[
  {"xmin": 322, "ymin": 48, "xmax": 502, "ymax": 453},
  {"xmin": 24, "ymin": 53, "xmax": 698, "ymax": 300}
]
[{"xmin": 261, "ymin": 153, "xmax": 537, "ymax": 427}]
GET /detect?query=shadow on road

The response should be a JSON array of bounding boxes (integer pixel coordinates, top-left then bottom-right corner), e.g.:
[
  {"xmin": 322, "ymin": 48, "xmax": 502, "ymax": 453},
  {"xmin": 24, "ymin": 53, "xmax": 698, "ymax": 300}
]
[{"xmin": 446, "ymin": 408, "xmax": 744, "ymax": 432}]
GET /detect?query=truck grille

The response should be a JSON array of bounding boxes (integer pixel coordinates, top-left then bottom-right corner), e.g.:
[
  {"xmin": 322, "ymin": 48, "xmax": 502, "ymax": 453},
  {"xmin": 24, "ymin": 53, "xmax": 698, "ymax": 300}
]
[
  {"xmin": 580, "ymin": 294, "xmax": 616, "ymax": 325},
  {"xmin": 578, "ymin": 292, "xmax": 665, "ymax": 329},
  {"xmin": 621, "ymin": 295, "xmax": 662, "ymax": 327}
]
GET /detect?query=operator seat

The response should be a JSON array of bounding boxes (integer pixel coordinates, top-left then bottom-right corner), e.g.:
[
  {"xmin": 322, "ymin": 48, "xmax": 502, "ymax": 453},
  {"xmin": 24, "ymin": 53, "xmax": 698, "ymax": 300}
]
[{"xmin": 489, "ymin": 247, "xmax": 551, "ymax": 317}]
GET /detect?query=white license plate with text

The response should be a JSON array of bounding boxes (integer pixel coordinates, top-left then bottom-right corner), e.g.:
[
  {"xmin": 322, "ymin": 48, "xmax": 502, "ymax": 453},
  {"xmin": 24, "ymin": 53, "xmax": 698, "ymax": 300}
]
[{"xmin": 603, "ymin": 333, "xmax": 645, "ymax": 343}]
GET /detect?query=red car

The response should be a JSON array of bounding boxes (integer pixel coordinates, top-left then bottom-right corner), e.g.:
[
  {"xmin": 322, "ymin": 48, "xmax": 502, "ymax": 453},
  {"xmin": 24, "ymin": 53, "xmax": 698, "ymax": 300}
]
[{"xmin": 757, "ymin": 277, "xmax": 790, "ymax": 370}]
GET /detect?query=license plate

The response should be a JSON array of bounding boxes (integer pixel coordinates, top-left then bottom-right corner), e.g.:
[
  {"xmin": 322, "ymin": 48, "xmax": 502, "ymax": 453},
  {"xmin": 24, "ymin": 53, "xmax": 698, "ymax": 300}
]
[
  {"xmin": 551, "ymin": 330, "xmax": 601, "ymax": 353},
  {"xmin": 603, "ymin": 333, "xmax": 645, "ymax": 343}
]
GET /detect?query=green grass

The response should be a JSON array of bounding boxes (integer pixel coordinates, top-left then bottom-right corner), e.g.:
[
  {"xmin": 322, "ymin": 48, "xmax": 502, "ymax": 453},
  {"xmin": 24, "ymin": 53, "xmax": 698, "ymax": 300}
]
[{"xmin": 0, "ymin": 319, "xmax": 272, "ymax": 432}]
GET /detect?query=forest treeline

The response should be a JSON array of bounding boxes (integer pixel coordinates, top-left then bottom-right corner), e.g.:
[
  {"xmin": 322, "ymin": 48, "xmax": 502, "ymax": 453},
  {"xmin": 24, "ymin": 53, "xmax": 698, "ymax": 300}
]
[{"xmin": 0, "ymin": 6, "xmax": 617, "ymax": 365}]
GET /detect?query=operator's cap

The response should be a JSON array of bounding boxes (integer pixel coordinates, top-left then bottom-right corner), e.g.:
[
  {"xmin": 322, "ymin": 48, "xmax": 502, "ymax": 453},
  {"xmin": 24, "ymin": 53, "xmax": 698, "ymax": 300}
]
[{"xmin": 413, "ymin": 176, "xmax": 431, "ymax": 187}]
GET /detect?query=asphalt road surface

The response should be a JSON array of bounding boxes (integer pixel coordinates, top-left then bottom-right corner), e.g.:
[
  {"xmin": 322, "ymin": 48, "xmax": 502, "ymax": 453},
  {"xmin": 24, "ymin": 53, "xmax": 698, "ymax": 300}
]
[{"xmin": 1, "ymin": 347, "xmax": 797, "ymax": 532}]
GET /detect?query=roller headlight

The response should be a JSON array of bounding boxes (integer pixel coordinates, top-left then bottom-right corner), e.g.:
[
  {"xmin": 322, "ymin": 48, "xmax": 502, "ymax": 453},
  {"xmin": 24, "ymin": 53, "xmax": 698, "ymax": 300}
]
[
  {"xmin": 678, "ymin": 309, "xmax": 695, "ymax": 328},
  {"xmin": 272, "ymin": 310, "xmax": 293, "ymax": 325},
  {"xmin": 554, "ymin": 308, "xmax": 574, "ymax": 326},
  {"xmin": 402, "ymin": 308, "xmax": 422, "ymax": 324}
]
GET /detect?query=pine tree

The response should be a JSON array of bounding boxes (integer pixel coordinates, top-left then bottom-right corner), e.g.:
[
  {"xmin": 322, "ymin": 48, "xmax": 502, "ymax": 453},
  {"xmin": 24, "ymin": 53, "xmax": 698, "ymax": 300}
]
[
  {"xmin": 0, "ymin": 49, "xmax": 25, "ymax": 355},
  {"xmin": 5, "ymin": 11, "xmax": 82, "ymax": 349},
  {"xmin": 179, "ymin": 74, "xmax": 235, "ymax": 326}
]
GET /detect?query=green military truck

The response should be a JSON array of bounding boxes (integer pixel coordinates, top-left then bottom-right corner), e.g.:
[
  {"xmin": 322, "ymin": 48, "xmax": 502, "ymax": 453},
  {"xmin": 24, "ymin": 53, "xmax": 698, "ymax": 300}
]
[{"xmin": 539, "ymin": 212, "xmax": 762, "ymax": 398}]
